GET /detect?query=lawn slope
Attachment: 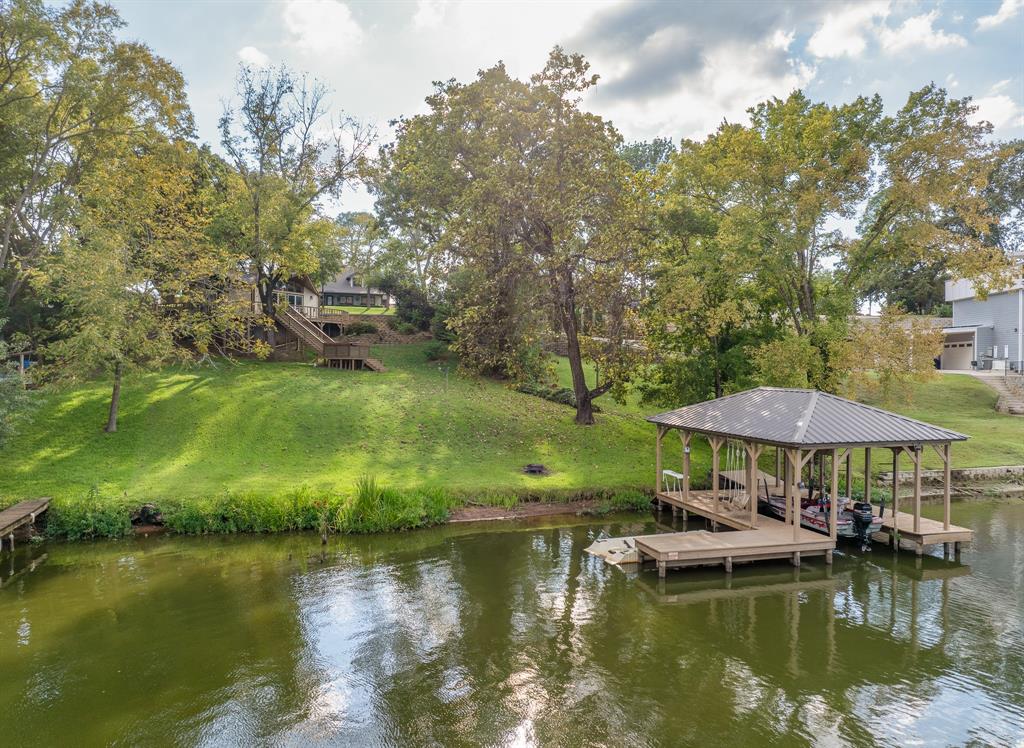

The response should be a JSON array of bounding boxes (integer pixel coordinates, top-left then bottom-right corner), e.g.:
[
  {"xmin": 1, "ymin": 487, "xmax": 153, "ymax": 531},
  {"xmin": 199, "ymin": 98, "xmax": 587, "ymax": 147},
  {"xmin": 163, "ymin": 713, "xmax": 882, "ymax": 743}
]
[{"xmin": 0, "ymin": 344, "xmax": 655, "ymax": 504}]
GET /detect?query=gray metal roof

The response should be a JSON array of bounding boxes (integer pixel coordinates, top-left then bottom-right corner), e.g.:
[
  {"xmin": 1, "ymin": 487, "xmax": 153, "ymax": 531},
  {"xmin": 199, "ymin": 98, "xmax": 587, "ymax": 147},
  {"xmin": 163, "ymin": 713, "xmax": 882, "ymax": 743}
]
[{"xmin": 646, "ymin": 387, "xmax": 967, "ymax": 447}]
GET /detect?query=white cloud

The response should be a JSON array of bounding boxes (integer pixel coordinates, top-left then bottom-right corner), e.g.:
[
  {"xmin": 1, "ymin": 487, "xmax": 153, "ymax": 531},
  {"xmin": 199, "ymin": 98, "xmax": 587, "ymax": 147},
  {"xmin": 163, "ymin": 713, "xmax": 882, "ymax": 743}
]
[
  {"xmin": 977, "ymin": 0, "xmax": 1023, "ymax": 30},
  {"xmin": 946, "ymin": 72, "xmax": 959, "ymax": 89},
  {"xmin": 282, "ymin": 0, "xmax": 363, "ymax": 56},
  {"xmin": 237, "ymin": 46, "xmax": 271, "ymax": 68},
  {"xmin": 878, "ymin": 11, "xmax": 967, "ymax": 53},
  {"xmin": 595, "ymin": 33, "xmax": 816, "ymax": 141},
  {"xmin": 413, "ymin": 0, "xmax": 448, "ymax": 30},
  {"xmin": 807, "ymin": 1, "xmax": 890, "ymax": 59},
  {"xmin": 990, "ymin": 78, "xmax": 1012, "ymax": 93},
  {"xmin": 972, "ymin": 94, "xmax": 1024, "ymax": 130}
]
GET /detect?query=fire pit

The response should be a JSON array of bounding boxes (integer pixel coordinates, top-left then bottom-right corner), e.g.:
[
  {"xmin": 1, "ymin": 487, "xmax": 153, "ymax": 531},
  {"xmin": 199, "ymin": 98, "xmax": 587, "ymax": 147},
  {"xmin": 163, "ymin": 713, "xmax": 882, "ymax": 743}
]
[{"xmin": 523, "ymin": 463, "xmax": 549, "ymax": 475}]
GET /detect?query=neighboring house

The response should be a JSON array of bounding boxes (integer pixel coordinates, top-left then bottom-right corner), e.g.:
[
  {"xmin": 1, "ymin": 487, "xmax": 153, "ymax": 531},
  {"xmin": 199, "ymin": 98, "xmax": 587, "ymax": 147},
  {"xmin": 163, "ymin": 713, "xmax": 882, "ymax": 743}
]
[
  {"xmin": 247, "ymin": 275, "xmax": 321, "ymax": 312},
  {"xmin": 941, "ymin": 270, "xmax": 1024, "ymax": 372},
  {"xmin": 320, "ymin": 268, "xmax": 388, "ymax": 308}
]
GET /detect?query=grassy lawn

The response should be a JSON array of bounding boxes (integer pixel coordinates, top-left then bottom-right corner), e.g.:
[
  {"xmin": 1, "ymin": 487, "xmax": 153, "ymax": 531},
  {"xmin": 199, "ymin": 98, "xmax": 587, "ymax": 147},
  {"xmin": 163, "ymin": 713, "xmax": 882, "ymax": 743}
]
[
  {"xmin": 1, "ymin": 350, "xmax": 1018, "ymax": 515},
  {"xmin": 859, "ymin": 374, "xmax": 1024, "ymax": 470},
  {"xmin": 322, "ymin": 305, "xmax": 396, "ymax": 316},
  {"xmin": 0, "ymin": 344, "xmax": 654, "ymax": 504}
]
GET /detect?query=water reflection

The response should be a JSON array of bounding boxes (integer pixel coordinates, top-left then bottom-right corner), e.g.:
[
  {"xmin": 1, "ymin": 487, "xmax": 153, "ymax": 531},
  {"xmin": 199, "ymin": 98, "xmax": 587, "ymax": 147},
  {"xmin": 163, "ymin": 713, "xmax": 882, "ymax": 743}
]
[{"xmin": 1, "ymin": 505, "xmax": 1022, "ymax": 746}]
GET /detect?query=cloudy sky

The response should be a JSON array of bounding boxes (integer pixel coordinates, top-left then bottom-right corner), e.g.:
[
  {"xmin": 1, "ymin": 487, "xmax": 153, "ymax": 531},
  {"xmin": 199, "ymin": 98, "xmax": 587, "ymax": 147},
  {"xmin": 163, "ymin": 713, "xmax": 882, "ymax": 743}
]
[{"xmin": 112, "ymin": 0, "xmax": 1023, "ymax": 210}]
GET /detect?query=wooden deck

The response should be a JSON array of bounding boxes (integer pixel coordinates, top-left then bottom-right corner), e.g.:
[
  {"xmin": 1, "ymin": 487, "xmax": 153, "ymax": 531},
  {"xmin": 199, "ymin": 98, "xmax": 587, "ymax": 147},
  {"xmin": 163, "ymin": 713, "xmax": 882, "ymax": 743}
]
[
  {"xmin": 656, "ymin": 490, "xmax": 758, "ymax": 530},
  {"xmin": 0, "ymin": 498, "xmax": 50, "ymax": 550},
  {"xmin": 872, "ymin": 506, "xmax": 973, "ymax": 556},
  {"xmin": 636, "ymin": 490, "xmax": 835, "ymax": 576}
]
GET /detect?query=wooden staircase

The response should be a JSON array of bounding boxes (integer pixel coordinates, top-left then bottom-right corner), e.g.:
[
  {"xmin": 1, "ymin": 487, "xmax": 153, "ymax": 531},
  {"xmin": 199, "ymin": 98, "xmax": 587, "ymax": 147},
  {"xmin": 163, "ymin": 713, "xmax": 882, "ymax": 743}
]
[
  {"xmin": 276, "ymin": 305, "xmax": 335, "ymax": 355},
  {"xmin": 276, "ymin": 306, "xmax": 386, "ymax": 372}
]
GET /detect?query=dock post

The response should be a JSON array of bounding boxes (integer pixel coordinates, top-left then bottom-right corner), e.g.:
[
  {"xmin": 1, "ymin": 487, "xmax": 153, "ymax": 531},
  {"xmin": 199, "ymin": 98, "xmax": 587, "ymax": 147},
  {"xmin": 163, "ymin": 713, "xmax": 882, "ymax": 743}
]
[
  {"xmin": 891, "ymin": 448, "xmax": 900, "ymax": 550},
  {"xmin": 658, "ymin": 561, "xmax": 667, "ymax": 578},
  {"xmin": 655, "ymin": 426, "xmax": 665, "ymax": 499},
  {"xmin": 954, "ymin": 542, "xmax": 962, "ymax": 561},
  {"xmin": 864, "ymin": 447, "xmax": 872, "ymax": 507},
  {"xmin": 791, "ymin": 551, "xmax": 801, "ymax": 568},
  {"xmin": 724, "ymin": 556, "xmax": 733, "ymax": 573},
  {"xmin": 943, "ymin": 443, "xmax": 952, "ymax": 531},
  {"xmin": 680, "ymin": 431, "xmax": 691, "ymax": 505},
  {"xmin": 710, "ymin": 436, "xmax": 722, "ymax": 517},
  {"xmin": 912, "ymin": 445, "xmax": 922, "ymax": 534},
  {"xmin": 825, "ymin": 549, "xmax": 833, "ymax": 565},
  {"xmin": 830, "ymin": 449, "xmax": 839, "ymax": 542},
  {"xmin": 943, "ymin": 542, "xmax": 950, "ymax": 559}
]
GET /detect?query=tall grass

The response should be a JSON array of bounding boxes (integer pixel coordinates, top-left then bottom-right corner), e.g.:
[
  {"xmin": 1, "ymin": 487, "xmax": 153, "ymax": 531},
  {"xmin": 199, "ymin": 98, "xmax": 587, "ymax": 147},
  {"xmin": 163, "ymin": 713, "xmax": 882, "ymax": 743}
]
[{"xmin": 32, "ymin": 481, "xmax": 649, "ymax": 541}]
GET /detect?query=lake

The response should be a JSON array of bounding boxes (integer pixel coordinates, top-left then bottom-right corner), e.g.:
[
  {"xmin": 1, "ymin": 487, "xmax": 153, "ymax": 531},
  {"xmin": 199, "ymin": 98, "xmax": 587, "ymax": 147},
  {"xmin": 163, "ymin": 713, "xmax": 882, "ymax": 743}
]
[{"xmin": 2, "ymin": 501, "xmax": 1022, "ymax": 746}]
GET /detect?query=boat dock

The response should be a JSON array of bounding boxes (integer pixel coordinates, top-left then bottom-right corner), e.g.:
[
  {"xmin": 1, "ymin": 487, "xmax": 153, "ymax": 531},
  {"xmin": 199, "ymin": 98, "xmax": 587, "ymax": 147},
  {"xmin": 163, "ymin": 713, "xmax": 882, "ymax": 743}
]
[
  {"xmin": 592, "ymin": 387, "xmax": 976, "ymax": 576},
  {"xmin": 0, "ymin": 498, "xmax": 50, "ymax": 551}
]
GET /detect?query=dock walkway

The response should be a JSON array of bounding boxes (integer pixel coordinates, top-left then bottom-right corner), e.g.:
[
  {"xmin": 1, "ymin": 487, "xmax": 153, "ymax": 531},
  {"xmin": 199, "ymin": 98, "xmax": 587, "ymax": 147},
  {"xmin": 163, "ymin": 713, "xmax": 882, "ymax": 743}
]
[
  {"xmin": 0, "ymin": 498, "xmax": 50, "ymax": 551},
  {"xmin": 635, "ymin": 511, "xmax": 835, "ymax": 577}
]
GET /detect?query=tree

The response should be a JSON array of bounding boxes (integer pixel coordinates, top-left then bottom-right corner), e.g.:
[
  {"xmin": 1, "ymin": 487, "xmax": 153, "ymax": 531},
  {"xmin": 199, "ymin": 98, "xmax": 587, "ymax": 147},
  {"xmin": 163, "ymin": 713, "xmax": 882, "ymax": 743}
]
[
  {"xmin": 619, "ymin": 137, "xmax": 675, "ymax": 173},
  {"xmin": 0, "ymin": 0, "xmax": 191, "ymax": 308},
  {"xmin": 654, "ymin": 86, "xmax": 1012, "ymax": 393},
  {"xmin": 836, "ymin": 306, "xmax": 943, "ymax": 404},
  {"xmin": 38, "ymin": 134, "xmax": 252, "ymax": 432},
  {"xmin": 0, "ymin": 319, "xmax": 32, "ymax": 444},
  {"xmin": 378, "ymin": 49, "xmax": 654, "ymax": 424},
  {"xmin": 215, "ymin": 65, "xmax": 372, "ymax": 327}
]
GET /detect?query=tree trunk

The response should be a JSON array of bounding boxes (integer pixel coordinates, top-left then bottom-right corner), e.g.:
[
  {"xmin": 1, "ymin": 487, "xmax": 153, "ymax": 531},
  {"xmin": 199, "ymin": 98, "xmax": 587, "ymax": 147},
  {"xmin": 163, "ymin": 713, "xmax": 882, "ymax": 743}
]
[
  {"xmin": 105, "ymin": 361, "xmax": 123, "ymax": 433},
  {"xmin": 554, "ymin": 271, "xmax": 596, "ymax": 425}
]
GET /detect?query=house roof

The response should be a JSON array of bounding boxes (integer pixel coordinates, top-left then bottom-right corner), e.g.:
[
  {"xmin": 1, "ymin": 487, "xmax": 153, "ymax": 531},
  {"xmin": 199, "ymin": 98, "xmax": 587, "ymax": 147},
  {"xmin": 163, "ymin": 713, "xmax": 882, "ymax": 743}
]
[
  {"xmin": 321, "ymin": 267, "xmax": 381, "ymax": 296},
  {"xmin": 646, "ymin": 387, "xmax": 967, "ymax": 448}
]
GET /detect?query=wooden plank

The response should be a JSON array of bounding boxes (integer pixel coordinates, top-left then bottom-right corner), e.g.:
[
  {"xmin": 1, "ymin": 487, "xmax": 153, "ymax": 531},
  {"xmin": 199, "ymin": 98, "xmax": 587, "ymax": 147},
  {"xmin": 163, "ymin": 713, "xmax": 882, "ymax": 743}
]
[{"xmin": 0, "ymin": 498, "xmax": 50, "ymax": 539}]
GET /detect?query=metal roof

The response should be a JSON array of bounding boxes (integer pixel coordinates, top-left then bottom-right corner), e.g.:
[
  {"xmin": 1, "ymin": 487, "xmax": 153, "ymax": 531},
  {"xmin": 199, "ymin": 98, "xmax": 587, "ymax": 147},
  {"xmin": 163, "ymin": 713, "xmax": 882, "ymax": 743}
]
[{"xmin": 646, "ymin": 387, "xmax": 967, "ymax": 448}]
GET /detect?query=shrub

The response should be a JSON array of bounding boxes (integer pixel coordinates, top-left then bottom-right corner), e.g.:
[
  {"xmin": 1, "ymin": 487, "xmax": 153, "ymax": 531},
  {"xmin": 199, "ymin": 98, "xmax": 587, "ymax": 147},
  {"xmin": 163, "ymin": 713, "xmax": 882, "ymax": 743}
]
[
  {"xmin": 394, "ymin": 321, "xmax": 418, "ymax": 335},
  {"xmin": 346, "ymin": 321, "xmax": 379, "ymax": 336},
  {"xmin": 46, "ymin": 487, "xmax": 133, "ymax": 540},
  {"xmin": 335, "ymin": 475, "xmax": 450, "ymax": 533},
  {"xmin": 514, "ymin": 382, "xmax": 599, "ymax": 411},
  {"xmin": 424, "ymin": 341, "xmax": 455, "ymax": 362},
  {"xmin": 608, "ymin": 489, "xmax": 652, "ymax": 512}
]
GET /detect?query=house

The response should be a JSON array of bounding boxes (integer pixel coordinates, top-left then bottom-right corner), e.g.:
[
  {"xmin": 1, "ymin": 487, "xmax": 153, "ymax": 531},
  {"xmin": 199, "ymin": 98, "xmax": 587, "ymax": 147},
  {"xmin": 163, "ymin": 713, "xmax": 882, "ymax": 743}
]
[
  {"xmin": 941, "ymin": 267, "xmax": 1024, "ymax": 372},
  {"xmin": 319, "ymin": 268, "xmax": 388, "ymax": 308}
]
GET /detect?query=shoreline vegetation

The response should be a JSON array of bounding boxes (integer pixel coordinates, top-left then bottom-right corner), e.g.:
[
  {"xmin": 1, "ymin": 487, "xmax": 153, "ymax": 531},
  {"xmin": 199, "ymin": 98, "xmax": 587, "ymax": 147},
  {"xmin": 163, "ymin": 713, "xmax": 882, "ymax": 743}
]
[{"xmin": 2, "ymin": 344, "xmax": 1022, "ymax": 542}]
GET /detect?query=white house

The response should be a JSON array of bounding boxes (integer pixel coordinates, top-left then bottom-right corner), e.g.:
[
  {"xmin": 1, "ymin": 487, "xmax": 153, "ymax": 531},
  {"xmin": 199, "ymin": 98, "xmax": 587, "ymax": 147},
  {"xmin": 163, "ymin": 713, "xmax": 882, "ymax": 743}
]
[{"xmin": 941, "ymin": 267, "xmax": 1024, "ymax": 372}]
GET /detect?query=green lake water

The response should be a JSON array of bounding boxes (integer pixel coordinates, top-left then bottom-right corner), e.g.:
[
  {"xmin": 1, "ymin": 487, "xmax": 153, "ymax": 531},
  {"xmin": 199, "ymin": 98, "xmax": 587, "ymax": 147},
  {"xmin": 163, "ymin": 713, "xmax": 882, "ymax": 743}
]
[{"xmin": 2, "ymin": 502, "xmax": 1023, "ymax": 747}]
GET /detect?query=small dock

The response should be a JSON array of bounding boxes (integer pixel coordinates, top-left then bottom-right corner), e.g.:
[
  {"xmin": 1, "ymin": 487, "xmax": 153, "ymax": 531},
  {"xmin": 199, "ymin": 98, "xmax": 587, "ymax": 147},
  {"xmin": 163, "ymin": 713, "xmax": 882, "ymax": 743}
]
[
  {"xmin": 873, "ymin": 507, "xmax": 973, "ymax": 558},
  {"xmin": 635, "ymin": 512, "xmax": 834, "ymax": 577},
  {"xmin": 0, "ymin": 498, "xmax": 50, "ymax": 551}
]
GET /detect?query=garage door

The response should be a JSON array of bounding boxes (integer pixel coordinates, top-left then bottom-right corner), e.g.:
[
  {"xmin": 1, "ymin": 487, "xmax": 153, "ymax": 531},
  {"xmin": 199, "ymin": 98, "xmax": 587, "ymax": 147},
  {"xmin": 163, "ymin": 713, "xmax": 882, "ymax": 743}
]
[{"xmin": 941, "ymin": 340, "xmax": 973, "ymax": 370}]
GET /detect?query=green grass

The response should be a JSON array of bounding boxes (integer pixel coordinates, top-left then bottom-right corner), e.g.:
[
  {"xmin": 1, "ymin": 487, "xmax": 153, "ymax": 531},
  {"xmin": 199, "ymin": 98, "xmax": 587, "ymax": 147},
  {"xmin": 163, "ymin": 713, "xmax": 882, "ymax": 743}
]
[
  {"xmin": 322, "ymin": 305, "xmax": 396, "ymax": 316},
  {"xmin": 1, "ymin": 350, "xmax": 1018, "ymax": 539},
  {"xmin": 859, "ymin": 374, "xmax": 1024, "ymax": 470},
  {"xmin": 0, "ymin": 344, "xmax": 655, "ymax": 506}
]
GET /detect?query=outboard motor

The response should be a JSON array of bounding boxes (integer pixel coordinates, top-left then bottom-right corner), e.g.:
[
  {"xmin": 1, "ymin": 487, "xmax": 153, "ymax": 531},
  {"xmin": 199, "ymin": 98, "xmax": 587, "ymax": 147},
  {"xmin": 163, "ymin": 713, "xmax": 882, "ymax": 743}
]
[{"xmin": 851, "ymin": 501, "xmax": 874, "ymax": 551}]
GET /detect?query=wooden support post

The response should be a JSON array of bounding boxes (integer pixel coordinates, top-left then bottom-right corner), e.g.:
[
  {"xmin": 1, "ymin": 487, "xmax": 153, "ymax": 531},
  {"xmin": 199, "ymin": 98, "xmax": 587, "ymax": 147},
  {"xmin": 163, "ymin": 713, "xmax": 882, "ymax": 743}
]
[
  {"xmin": 790, "ymin": 449, "xmax": 800, "ymax": 541},
  {"xmin": 817, "ymin": 453, "xmax": 824, "ymax": 498},
  {"xmin": 845, "ymin": 450, "xmax": 853, "ymax": 497},
  {"xmin": 864, "ymin": 447, "xmax": 872, "ymax": 507},
  {"xmin": 892, "ymin": 448, "xmax": 900, "ymax": 550},
  {"xmin": 784, "ymin": 449, "xmax": 792, "ymax": 528},
  {"xmin": 830, "ymin": 449, "xmax": 839, "ymax": 542},
  {"xmin": 943, "ymin": 443, "xmax": 951, "ymax": 531},
  {"xmin": 655, "ymin": 426, "xmax": 665, "ymax": 496},
  {"xmin": 911, "ymin": 445, "xmax": 922, "ymax": 534},
  {"xmin": 658, "ymin": 560, "xmax": 667, "ymax": 578},
  {"xmin": 954, "ymin": 542, "xmax": 962, "ymax": 561},
  {"xmin": 792, "ymin": 551, "xmax": 801, "ymax": 568},
  {"xmin": 825, "ymin": 549, "xmax": 833, "ymax": 565},
  {"xmin": 724, "ymin": 556, "xmax": 733, "ymax": 573},
  {"xmin": 680, "ymin": 431, "xmax": 692, "ymax": 504},
  {"xmin": 775, "ymin": 448, "xmax": 781, "ymax": 486},
  {"xmin": 710, "ymin": 436, "xmax": 722, "ymax": 516},
  {"xmin": 744, "ymin": 442, "xmax": 763, "ymax": 527}
]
